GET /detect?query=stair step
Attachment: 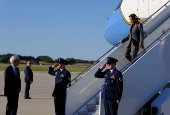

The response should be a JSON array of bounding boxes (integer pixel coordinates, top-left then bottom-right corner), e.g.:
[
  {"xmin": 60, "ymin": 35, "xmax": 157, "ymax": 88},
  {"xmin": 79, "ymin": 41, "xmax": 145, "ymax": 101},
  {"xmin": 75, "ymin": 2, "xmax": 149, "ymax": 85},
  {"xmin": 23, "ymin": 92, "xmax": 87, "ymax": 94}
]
[
  {"xmin": 87, "ymin": 104, "xmax": 99, "ymax": 113},
  {"xmin": 78, "ymin": 111, "xmax": 99, "ymax": 115},
  {"xmin": 95, "ymin": 95, "xmax": 99, "ymax": 104}
]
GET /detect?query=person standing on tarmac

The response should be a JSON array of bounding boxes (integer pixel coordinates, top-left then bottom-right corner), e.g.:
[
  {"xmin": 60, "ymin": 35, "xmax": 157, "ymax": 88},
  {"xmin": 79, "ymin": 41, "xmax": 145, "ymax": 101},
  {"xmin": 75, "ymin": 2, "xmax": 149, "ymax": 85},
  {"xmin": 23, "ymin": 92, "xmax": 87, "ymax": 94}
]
[
  {"xmin": 4, "ymin": 55, "xmax": 21, "ymax": 115},
  {"xmin": 24, "ymin": 61, "xmax": 33, "ymax": 99},
  {"xmin": 48, "ymin": 58, "xmax": 71, "ymax": 115}
]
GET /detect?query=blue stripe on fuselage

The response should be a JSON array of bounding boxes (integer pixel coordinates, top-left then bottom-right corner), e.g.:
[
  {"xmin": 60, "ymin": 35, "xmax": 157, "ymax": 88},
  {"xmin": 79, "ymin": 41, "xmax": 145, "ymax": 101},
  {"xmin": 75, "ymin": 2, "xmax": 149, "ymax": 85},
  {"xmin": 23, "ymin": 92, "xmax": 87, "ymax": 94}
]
[{"xmin": 104, "ymin": 9, "xmax": 130, "ymax": 46}]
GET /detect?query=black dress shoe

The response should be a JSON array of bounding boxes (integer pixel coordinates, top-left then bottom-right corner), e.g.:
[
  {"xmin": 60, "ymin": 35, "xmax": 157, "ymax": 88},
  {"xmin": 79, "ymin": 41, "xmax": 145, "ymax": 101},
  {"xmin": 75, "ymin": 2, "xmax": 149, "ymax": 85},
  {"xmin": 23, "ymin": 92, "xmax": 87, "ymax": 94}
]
[{"xmin": 24, "ymin": 97, "xmax": 31, "ymax": 99}]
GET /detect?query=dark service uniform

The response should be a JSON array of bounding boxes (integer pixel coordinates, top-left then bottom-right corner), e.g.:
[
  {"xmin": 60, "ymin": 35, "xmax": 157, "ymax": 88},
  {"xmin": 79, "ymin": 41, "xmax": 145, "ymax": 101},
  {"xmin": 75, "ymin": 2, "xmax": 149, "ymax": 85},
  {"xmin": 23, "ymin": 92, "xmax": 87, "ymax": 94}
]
[
  {"xmin": 24, "ymin": 66, "xmax": 33, "ymax": 98},
  {"xmin": 48, "ymin": 58, "xmax": 71, "ymax": 115},
  {"xmin": 94, "ymin": 57, "xmax": 123, "ymax": 115}
]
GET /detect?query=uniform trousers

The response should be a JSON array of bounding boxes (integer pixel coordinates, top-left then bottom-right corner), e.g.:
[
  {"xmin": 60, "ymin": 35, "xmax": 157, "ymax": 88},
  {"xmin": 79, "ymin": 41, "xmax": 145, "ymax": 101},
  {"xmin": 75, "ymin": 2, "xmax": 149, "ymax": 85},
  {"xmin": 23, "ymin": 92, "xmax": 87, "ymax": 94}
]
[
  {"xmin": 54, "ymin": 96, "xmax": 66, "ymax": 115},
  {"xmin": 6, "ymin": 94, "xmax": 19, "ymax": 115},
  {"xmin": 125, "ymin": 41, "xmax": 139, "ymax": 62},
  {"xmin": 104, "ymin": 100, "xmax": 118, "ymax": 115},
  {"xmin": 25, "ymin": 82, "xmax": 30, "ymax": 98}
]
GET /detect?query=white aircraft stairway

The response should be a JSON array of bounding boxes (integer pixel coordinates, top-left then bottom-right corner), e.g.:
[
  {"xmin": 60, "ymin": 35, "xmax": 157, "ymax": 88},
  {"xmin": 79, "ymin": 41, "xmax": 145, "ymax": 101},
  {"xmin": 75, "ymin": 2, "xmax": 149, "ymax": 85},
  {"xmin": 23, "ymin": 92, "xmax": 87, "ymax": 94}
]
[{"xmin": 65, "ymin": 1, "xmax": 170, "ymax": 115}]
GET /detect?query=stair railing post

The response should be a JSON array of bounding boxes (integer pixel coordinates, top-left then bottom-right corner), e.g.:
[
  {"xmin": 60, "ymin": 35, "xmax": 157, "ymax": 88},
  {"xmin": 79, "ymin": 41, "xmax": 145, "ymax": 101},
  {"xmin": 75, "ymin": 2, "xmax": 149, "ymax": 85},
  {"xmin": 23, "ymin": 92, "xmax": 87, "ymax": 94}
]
[{"xmin": 99, "ymin": 91, "xmax": 105, "ymax": 115}]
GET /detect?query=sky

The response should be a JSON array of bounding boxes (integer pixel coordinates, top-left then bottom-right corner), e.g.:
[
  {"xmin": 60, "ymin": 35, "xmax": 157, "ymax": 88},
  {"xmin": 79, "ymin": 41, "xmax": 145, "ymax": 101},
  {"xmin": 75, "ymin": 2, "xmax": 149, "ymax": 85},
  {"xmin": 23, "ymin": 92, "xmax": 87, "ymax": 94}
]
[{"xmin": 0, "ymin": 0, "xmax": 120, "ymax": 60}]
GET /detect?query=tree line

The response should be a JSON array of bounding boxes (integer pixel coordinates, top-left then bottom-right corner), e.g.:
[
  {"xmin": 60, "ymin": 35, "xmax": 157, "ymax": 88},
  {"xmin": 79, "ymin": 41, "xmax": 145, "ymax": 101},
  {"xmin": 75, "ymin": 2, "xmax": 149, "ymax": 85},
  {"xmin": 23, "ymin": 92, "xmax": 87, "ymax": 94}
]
[{"xmin": 0, "ymin": 54, "xmax": 95, "ymax": 64}]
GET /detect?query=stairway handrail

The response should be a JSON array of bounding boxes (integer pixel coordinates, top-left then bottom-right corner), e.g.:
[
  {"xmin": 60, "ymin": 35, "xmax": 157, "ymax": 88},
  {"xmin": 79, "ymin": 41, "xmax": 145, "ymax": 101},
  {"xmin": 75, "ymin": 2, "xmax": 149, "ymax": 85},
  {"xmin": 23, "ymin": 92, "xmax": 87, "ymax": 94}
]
[
  {"xmin": 142, "ymin": 0, "xmax": 170, "ymax": 24},
  {"xmin": 120, "ymin": 0, "xmax": 170, "ymax": 72},
  {"xmin": 120, "ymin": 28, "xmax": 170, "ymax": 73},
  {"xmin": 144, "ymin": 11, "xmax": 170, "ymax": 37},
  {"xmin": 67, "ymin": 0, "xmax": 170, "ymax": 88},
  {"xmin": 121, "ymin": 1, "xmax": 170, "ymax": 71},
  {"xmin": 67, "ymin": 43, "xmax": 120, "ymax": 87},
  {"xmin": 71, "ymin": 1, "xmax": 170, "ymax": 114},
  {"xmin": 75, "ymin": 28, "xmax": 170, "ymax": 115}
]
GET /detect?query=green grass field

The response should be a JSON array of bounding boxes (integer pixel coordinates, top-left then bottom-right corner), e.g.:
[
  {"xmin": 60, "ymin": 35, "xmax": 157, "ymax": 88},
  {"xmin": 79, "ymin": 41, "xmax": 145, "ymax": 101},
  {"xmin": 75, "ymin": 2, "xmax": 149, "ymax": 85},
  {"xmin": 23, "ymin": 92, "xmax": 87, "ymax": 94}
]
[{"xmin": 0, "ymin": 64, "xmax": 91, "ymax": 72}]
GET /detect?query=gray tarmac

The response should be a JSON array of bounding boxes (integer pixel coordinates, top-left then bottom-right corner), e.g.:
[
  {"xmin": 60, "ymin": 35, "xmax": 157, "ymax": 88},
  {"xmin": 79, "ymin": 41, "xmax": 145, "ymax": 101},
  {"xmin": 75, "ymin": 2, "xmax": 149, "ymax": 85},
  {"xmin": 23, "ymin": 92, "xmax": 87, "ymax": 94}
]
[{"xmin": 0, "ymin": 70, "xmax": 79, "ymax": 115}]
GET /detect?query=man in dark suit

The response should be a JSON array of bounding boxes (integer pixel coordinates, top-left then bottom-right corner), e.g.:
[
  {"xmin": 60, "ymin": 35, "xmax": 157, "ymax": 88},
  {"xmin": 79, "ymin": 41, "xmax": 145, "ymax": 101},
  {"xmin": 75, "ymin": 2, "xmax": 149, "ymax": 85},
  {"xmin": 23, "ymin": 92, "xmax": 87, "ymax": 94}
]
[
  {"xmin": 119, "ymin": 14, "xmax": 144, "ymax": 62},
  {"xmin": 94, "ymin": 57, "xmax": 123, "ymax": 115},
  {"xmin": 48, "ymin": 58, "xmax": 71, "ymax": 115},
  {"xmin": 24, "ymin": 61, "xmax": 33, "ymax": 99},
  {"xmin": 4, "ymin": 55, "xmax": 21, "ymax": 115}
]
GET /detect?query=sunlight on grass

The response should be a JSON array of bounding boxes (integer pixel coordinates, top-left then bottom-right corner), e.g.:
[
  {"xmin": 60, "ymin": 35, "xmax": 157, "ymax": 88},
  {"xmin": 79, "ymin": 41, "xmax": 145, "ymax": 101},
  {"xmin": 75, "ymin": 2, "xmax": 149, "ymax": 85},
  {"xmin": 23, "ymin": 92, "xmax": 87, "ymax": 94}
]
[{"xmin": 0, "ymin": 64, "xmax": 91, "ymax": 72}]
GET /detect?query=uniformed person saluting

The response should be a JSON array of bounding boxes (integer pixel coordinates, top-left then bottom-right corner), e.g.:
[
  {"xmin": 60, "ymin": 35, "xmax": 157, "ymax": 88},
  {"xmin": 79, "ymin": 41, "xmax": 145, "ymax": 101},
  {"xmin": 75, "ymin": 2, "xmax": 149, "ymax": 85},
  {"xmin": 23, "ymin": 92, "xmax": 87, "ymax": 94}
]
[
  {"xmin": 94, "ymin": 57, "xmax": 123, "ymax": 115},
  {"xmin": 48, "ymin": 58, "xmax": 71, "ymax": 115}
]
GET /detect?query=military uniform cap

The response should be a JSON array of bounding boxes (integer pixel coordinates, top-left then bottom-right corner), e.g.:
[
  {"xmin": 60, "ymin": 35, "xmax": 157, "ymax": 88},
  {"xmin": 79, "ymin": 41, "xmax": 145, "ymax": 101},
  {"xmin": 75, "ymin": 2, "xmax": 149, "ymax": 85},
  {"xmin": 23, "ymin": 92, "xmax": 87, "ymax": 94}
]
[
  {"xmin": 58, "ymin": 58, "xmax": 68, "ymax": 64},
  {"xmin": 107, "ymin": 57, "xmax": 118, "ymax": 64}
]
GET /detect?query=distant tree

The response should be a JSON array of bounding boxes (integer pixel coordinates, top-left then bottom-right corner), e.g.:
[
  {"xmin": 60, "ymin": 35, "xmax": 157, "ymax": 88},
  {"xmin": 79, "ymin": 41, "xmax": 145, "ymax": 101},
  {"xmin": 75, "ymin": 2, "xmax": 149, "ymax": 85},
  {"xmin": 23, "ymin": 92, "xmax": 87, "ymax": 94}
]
[
  {"xmin": 36, "ymin": 56, "xmax": 53, "ymax": 63},
  {"xmin": 0, "ymin": 57, "xmax": 8, "ymax": 63},
  {"xmin": 65, "ymin": 58, "xmax": 95, "ymax": 64},
  {"xmin": 17, "ymin": 55, "xmax": 35, "ymax": 60},
  {"xmin": 0, "ymin": 53, "xmax": 13, "ymax": 63},
  {"xmin": 65, "ymin": 58, "xmax": 75, "ymax": 64},
  {"xmin": 0, "ymin": 54, "xmax": 95, "ymax": 64}
]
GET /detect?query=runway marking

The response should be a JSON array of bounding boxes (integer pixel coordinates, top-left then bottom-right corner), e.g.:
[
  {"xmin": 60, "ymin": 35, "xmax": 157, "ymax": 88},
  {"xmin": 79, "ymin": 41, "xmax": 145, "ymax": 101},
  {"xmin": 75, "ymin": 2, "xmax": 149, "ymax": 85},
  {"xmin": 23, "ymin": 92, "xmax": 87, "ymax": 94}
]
[{"xmin": 79, "ymin": 78, "xmax": 98, "ymax": 94}]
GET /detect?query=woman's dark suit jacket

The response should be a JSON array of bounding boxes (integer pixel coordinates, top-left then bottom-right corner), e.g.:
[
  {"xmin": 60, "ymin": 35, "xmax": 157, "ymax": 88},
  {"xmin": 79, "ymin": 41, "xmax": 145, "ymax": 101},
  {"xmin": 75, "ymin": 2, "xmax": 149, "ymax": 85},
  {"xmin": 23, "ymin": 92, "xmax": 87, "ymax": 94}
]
[{"xmin": 122, "ymin": 23, "xmax": 144, "ymax": 48}]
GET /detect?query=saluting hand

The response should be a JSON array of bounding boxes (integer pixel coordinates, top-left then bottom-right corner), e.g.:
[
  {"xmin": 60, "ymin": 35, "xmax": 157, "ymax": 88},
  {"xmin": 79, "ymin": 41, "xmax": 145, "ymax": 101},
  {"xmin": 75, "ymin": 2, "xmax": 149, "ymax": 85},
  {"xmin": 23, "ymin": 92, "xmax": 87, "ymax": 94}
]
[
  {"xmin": 100, "ymin": 63, "xmax": 107, "ymax": 70},
  {"xmin": 52, "ymin": 63, "xmax": 59, "ymax": 68}
]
